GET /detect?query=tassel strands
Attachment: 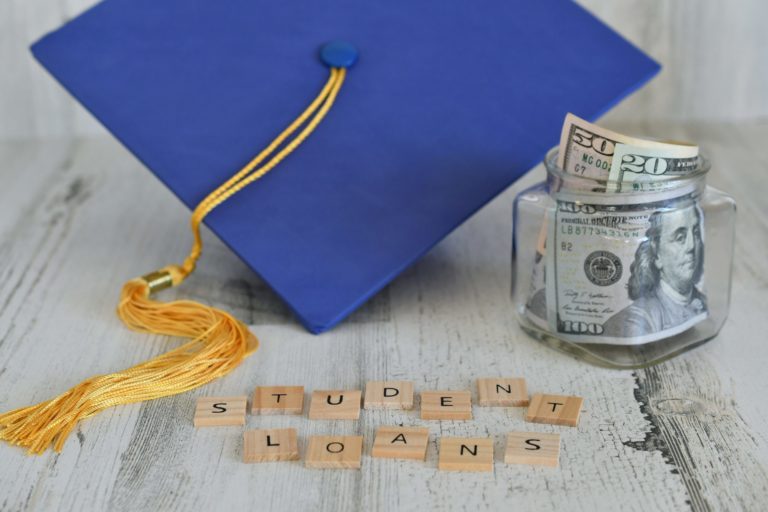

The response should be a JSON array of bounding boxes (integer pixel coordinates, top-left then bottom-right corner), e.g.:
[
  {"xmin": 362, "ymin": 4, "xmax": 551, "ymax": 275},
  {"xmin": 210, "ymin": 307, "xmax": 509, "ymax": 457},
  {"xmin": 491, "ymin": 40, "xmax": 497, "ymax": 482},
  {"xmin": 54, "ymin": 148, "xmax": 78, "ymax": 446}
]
[{"xmin": 0, "ymin": 67, "xmax": 347, "ymax": 454}]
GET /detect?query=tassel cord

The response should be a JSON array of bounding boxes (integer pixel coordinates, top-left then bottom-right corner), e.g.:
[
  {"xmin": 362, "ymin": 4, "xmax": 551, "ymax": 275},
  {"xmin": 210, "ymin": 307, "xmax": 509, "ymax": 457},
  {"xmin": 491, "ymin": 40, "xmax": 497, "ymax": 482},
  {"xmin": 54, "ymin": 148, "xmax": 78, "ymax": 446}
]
[{"xmin": 0, "ymin": 67, "xmax": 347, "ymax": 455}]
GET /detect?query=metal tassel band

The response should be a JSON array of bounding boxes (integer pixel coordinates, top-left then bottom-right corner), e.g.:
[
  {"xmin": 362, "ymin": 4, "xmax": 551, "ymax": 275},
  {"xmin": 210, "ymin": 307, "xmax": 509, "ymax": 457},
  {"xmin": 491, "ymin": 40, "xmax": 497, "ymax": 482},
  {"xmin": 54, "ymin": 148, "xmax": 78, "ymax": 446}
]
[{"xmin": 141, "ymin": 270, "xmax": 174, "ymax": 294}]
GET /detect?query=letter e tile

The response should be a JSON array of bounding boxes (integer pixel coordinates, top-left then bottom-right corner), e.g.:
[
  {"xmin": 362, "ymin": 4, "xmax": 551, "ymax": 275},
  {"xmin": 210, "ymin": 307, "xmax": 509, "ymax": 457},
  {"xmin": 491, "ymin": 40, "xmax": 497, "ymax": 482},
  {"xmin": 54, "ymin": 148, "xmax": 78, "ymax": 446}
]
[{"xmin": 420, "ymin": 390, "xmax": 472, "ymax": 420}]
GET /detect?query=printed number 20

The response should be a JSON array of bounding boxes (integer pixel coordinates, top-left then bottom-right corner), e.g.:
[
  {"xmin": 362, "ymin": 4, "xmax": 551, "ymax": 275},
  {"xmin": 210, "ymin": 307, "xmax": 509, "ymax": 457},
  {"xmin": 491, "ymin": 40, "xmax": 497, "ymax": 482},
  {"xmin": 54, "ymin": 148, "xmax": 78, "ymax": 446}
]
[{"xmin": 620, "ymin": 154, "xmax": 668, "ymax": 175}]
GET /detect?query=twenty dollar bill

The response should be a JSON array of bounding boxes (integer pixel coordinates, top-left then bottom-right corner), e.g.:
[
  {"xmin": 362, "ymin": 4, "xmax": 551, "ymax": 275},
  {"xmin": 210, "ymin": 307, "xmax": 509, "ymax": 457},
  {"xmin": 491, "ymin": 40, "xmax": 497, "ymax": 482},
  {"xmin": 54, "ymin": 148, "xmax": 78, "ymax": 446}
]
[
  {"xmin": 607, "ymin": 143, "xmax": 700, "ymax": 193},
  {"xmin": 557, "ymin": 113, "xmax": 699, "ymax": 186}
]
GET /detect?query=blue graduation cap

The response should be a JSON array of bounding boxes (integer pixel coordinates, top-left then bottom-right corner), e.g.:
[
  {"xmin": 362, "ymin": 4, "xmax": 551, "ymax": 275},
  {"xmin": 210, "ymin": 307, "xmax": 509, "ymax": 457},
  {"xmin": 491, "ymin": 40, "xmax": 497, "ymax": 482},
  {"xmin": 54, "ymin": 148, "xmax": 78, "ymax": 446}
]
[{"xmin": 31, "ymin": 0, "xmax": 659, "ymax": 333}]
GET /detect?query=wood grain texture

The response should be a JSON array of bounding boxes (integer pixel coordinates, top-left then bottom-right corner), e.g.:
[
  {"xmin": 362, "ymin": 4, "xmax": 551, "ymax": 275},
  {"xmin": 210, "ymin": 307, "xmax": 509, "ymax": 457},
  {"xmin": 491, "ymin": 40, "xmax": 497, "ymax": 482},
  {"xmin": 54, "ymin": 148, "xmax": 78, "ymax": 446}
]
[
  {"xmin": 371, "ymin": 427, "xmax": 429, "ymax": 461},
  {"xmin": 193, "ymin": 397, "xmax": 247, "ymax": 427},
  {"xmin": 0, "ymin": 121, "xmax": 766, "ymax": 511},
  {"xmin": 363, "ymin": 381, "xmax": 414, "ymax": 410},
  {"xmin": 243, "ymin": 428, "xmax": 299, "ymax": 463},
  {"xmin": 578, "ymin": 0, "xmax": 768, "ymax": 124},
  {"xmin": 251, "ymin": 386, "xmax": 304, "ymax": 415},
  {"xmin": 1, "ymin": 0, "xmax": 766, "ymax": 140},
  {"xmin": 420, "ymin": 391, "xmax": 473, "ymax": 420},
  {"xmin": 525, "ymin": 394, "xmax": 584, "ymax": 427},
  {"xmin": 504, "ymin": 432, "xmax": 561, "ymax": 467},
  {"xmin": 438, "ymin": 437, "xmax": 494, "ymax": 472},
  {"xmin": 307, "ymin": 390, "xmax": 362, "ymax": 420},
  {"xmin": 476, "ymin": 378, "xmax": 528, "ymax": 407},
  {"xmin": 305, "ymin": 436, "xmax": 363, "ymax": 469}
]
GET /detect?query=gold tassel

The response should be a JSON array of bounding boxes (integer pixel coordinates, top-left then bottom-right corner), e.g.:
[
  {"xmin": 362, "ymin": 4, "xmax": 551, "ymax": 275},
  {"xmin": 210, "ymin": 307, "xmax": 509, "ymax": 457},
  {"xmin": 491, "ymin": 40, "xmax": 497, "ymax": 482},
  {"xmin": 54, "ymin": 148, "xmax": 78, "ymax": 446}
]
[{"xmin": 0, "ymin": 67, "xmax": 346, "ymax": 454}]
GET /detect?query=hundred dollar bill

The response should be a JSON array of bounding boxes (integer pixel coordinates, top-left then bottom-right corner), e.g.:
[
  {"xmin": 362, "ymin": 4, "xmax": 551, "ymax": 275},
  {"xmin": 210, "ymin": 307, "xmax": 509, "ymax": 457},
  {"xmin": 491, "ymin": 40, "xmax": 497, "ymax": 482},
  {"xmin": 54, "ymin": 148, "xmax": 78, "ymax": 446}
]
[
  {"xmin": 557, "ymin": 113, "xmax": 698, "ymax": 186},
  {"xmin": 524, "ymin": 240, "xmax": 549, "ymax": 330},
  {"xmin": 532, "ymin": 197, "xmax": 708, "ymax": 345},
  {"xmin": 606, "ymin": 143, "xmax": 700, "ymax": 193}
]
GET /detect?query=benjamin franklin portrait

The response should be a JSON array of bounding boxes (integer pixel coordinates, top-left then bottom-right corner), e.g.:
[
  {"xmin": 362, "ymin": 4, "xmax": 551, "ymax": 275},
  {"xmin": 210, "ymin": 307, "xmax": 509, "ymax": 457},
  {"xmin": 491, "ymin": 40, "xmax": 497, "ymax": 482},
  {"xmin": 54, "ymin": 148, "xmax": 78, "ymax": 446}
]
[{"xmin": 602, "ymin": 203, "xmax": 707, "ymax": 338}]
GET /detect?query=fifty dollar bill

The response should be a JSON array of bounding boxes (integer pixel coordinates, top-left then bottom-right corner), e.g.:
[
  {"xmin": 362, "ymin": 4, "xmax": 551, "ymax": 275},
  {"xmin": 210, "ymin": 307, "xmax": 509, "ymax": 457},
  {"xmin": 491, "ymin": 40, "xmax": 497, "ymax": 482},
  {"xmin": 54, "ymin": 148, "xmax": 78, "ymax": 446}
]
[{"xmin": 557, "ymin": 112, "xmax": 698, "ymax": 186}]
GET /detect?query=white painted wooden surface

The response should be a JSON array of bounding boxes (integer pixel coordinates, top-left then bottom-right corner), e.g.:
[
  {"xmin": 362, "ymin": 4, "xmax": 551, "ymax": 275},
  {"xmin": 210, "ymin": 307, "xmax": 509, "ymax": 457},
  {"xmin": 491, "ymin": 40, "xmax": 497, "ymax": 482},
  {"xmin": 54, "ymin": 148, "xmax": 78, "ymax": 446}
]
[
  {"xmin": 0, "ymin": 121, "xmax": 766, "ymax": 511},
  {"xmin": 1, "ymin": 0, "xmax": 768, "ymax": 139}
]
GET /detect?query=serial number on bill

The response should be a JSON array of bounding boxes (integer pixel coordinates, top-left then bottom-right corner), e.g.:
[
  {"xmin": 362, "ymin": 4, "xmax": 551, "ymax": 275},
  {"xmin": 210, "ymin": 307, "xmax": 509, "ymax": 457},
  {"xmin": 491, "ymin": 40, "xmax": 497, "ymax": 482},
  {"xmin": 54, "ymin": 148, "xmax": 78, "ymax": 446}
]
[{"xmin": 558, "ymin": 226, "xmax": 643, "ymax": 238}]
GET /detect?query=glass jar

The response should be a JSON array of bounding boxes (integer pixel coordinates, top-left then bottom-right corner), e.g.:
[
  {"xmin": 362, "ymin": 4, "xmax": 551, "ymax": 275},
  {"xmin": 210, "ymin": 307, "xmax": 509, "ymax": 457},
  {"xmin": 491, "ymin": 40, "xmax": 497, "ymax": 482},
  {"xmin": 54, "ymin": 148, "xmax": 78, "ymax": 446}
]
[{"xmin": 512, "ymin": 147, "xmax": 736, "ymax": 368}]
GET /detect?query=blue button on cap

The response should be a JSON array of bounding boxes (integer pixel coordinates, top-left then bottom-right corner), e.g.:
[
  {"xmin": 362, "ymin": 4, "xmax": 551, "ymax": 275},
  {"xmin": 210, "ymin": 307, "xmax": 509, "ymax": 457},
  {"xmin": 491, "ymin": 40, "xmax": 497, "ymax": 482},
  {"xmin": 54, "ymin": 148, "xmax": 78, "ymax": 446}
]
[{"xmin": 320, "ymin": 41, "xmax": 358, "ymax": 68}]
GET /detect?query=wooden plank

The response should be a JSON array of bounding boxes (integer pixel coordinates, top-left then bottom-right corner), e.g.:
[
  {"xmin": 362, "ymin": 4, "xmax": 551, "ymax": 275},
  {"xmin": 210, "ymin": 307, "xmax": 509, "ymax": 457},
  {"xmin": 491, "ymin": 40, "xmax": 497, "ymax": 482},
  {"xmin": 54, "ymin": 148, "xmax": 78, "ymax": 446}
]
[{"xmin": 0, "ymin": 123, "xmax": 765, "ymax": 511}]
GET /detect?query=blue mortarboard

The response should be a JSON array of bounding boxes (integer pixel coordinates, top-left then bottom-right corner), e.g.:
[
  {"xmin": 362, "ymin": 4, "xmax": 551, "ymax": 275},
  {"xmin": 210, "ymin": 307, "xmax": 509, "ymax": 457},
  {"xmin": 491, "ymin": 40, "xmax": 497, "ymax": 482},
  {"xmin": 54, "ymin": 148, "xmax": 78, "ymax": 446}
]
[{"xmin": 31, "ymin": 0, "xmax": 659, "ymax": 333}]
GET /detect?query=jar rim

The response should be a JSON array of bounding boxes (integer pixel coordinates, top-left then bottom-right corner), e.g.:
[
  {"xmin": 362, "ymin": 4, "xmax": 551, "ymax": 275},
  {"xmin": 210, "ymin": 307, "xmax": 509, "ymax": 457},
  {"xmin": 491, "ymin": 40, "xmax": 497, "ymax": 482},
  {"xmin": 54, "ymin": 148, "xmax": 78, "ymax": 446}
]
[{"xmin": 544, "ymin": 146, "xmax": 710, "ymax": 194}]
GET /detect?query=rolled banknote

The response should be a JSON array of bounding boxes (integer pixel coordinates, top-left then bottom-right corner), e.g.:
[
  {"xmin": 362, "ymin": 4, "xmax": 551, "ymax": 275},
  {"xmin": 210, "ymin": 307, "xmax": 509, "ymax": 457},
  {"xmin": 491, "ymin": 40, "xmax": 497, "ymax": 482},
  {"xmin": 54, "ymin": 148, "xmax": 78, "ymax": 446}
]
[
  {"xmin": 606, "ymin": 143, "xmax": 700, "ymax": 193},
  {"xmin": 523, "ymin": 115, "xmax": 707, "ymax": 345},
  {"xmin": 526, "ymin": 196, "xmax": 708, "ymax": 345},
  {"xmin": 536, "ymin": 114, "xmax": 699, "ymax": 261},
  {"xmin": 557, "ymin": 113, "xmax": 698, "ymax": 186}
]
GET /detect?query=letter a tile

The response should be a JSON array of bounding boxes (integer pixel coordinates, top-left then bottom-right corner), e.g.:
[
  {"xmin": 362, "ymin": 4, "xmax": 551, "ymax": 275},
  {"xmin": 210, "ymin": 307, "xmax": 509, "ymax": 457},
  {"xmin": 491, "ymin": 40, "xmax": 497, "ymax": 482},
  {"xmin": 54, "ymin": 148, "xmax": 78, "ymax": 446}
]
[
  {"xmin": 364, "ymin": 381, "xmax": 414, "ymax": 410},
  {"xmin": 504, "ymin": 431, "xmax": 560, "ymax": 467},
  {"xmin": 476, "ymin": 378, "xmax": 528, "ymax": 406},
  {"xmin": 193, "ymin": 396, "xmax": 247, "ymax": 427},
  {"xmin": 438, "ymin": 437, "xmax": 493, "ymax": 472},
  {"xmin": 371, "ymin": 426, "xmax": 429, "ymax": 460},
  {"xmin": 243, "ymin": 428, "xmax": 300, "ymax": 463},
  {"xmin": 305, "ymin": 436, "xmax": 363, "ymax": 469},
  {"xmin": 251, "ymin": 386, "xmax": 304, "ymax": 415},
  {"xmin": 308, "ymin": 390, "xmax": 362, "ymax": 420},
  {"xmin": 525, "ymin": 393, "xmax": 583, "ymax": 427}
]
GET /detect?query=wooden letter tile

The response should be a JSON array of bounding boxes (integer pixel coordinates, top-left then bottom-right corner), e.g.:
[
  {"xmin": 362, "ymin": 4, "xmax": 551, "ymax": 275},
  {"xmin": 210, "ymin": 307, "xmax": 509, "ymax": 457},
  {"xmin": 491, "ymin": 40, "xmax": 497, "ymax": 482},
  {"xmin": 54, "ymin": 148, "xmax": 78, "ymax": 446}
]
[
  {"xmin": 308, "ymin": 390, "xmax": 362, "ymax": 420},
  {"xmin": 251, "ymin": 386, "xmax": 304, "ymax": 415},
  {"xmin": 420, "ymin": 390, "xmax": 472, "ymax": 420},
  {"xmin": 477, "ymin": 378, "xmax": 528, "ymax": 406},
  {"xmin": 193, "ymin": 396, "xmax": 247, "ymax": 427},
  {"xmin": 504, "ymin": 432, "xmax": 560, "ymax": 467},
  {"xmin": 243, "ymin": 428, "xmax": 300, "ymax": 463},
  {"xmin": 371, "ymin": 426, "xmax": 429, "ymax": 460},
  {"xmin": 305, "ymin": 436, "xmax": 363, "ymax": 469},
  {"xmin": 438, "ymin": 437, "xmax": 494, "ymax": 472},
  {"xmin": 525, "ymin": 393, "xmax": 583, "ymax": 427},
  {"xmin": 364, "ymin": 381, "xmax": 414, "ymax": 410}
]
